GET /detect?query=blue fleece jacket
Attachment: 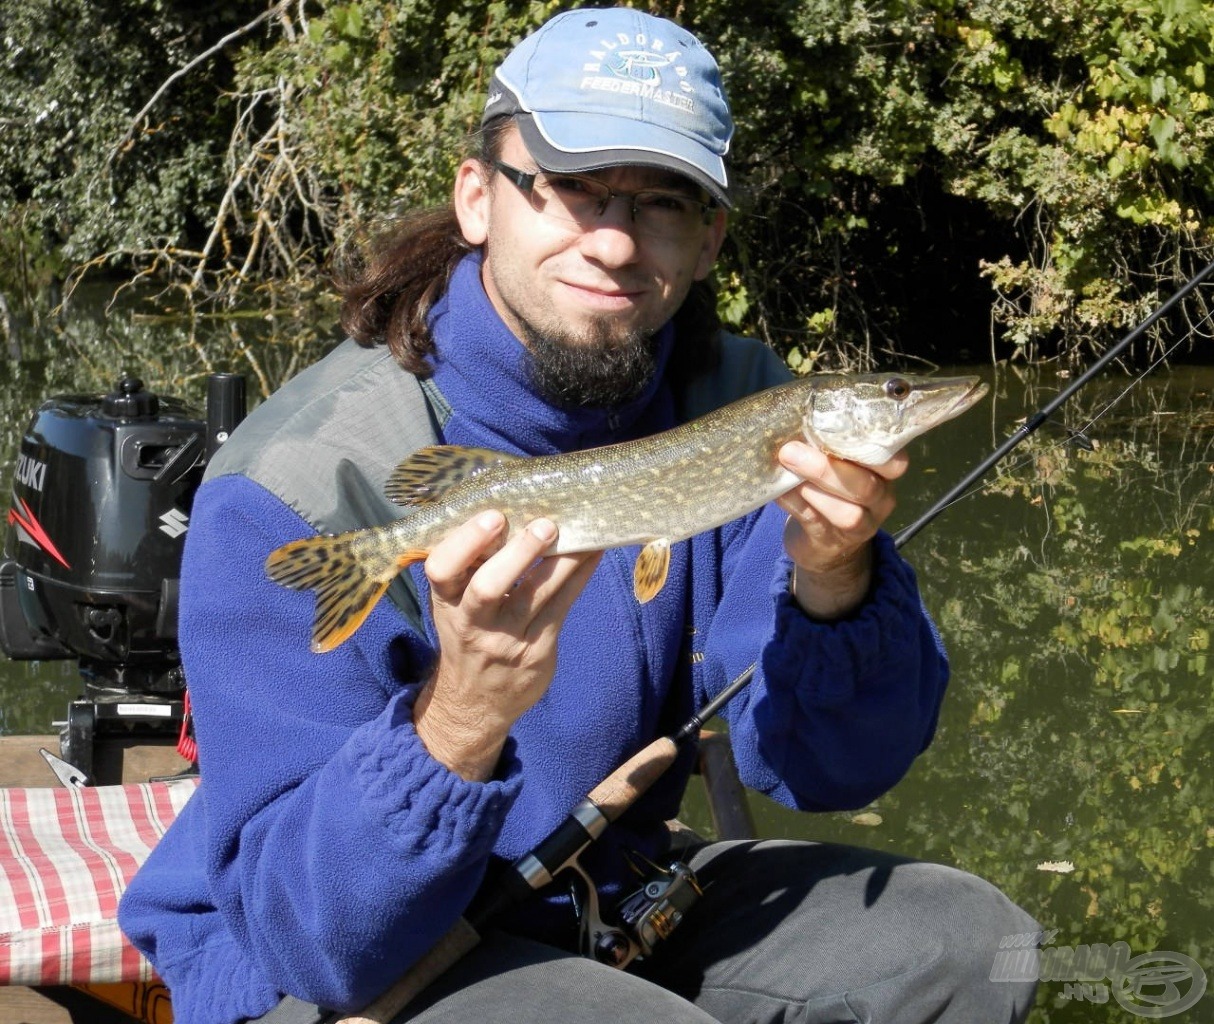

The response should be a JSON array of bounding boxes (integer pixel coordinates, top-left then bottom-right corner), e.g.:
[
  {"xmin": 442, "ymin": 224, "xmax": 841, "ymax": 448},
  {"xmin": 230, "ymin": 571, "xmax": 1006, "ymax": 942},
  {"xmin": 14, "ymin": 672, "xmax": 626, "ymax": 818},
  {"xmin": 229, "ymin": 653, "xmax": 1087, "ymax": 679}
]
[{"xmin": 118, "ymin": 255, "xmax": 949, "ymax": 1024}]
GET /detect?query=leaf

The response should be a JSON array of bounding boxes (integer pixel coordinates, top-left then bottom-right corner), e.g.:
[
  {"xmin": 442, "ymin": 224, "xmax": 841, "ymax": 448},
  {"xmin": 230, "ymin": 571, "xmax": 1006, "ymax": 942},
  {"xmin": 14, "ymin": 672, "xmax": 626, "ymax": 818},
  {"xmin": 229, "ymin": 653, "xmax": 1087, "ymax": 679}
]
[{"xmin": 1037, "ymin": 860, "xmax": 1076, "ymax": 873}]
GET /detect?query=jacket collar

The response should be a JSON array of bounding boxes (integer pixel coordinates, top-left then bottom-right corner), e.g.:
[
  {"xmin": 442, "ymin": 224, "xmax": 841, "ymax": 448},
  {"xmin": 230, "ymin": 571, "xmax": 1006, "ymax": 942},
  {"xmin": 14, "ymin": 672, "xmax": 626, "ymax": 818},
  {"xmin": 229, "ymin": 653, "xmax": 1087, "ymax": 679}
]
[{"xmin": 427, "ymin": 253, "xmax": 675, "ymax": 455}]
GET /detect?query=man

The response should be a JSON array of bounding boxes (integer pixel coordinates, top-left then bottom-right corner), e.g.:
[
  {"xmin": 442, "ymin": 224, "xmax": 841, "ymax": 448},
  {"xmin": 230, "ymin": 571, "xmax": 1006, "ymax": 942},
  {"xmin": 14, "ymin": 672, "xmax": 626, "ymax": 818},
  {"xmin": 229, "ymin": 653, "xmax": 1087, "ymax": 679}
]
[{"xmin": 120, "ymin": 8, "xmax": 1038, "ymax": 1024}]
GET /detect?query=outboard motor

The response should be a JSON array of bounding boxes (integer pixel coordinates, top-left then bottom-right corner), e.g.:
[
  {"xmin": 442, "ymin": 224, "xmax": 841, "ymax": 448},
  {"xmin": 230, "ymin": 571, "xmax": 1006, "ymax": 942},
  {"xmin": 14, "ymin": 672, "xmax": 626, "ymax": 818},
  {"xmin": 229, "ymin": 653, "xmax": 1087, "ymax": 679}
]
[{"xmin": 0, "ymin": 372, "xmax": 246, "ymax": 779}]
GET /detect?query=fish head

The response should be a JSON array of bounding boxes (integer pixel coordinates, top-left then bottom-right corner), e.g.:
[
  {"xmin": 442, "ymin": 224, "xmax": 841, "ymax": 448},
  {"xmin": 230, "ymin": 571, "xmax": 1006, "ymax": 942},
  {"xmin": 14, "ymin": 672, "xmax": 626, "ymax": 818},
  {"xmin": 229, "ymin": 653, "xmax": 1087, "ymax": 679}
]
[{"xmin": 801, "ymin": 373, "xmax": 989, "ymax": 465}]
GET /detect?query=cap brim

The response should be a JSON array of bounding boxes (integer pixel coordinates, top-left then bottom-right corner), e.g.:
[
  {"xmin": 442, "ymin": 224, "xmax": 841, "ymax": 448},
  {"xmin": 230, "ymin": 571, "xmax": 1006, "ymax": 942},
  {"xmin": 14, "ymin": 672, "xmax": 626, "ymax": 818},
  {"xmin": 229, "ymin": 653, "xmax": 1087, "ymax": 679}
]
[{"xmin": 517, "ymin": 113, "xmax": 731, "ymax": 209}]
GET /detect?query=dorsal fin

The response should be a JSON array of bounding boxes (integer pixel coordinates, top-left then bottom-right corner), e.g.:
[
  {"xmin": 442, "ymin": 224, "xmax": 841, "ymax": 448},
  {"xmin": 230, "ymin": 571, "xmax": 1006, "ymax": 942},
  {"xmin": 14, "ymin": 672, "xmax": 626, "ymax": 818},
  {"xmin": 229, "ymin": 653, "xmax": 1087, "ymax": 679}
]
[{"xmin": 384, "ymin": 445, "xmax": 520, "ymax": 506}]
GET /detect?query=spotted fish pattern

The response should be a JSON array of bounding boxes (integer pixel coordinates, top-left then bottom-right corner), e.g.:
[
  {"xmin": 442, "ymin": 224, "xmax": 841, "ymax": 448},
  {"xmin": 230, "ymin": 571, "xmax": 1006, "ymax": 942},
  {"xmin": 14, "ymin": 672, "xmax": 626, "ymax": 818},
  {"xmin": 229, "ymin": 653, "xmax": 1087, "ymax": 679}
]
[{"xmin": 265, "ymin": 373, "xmax": 988, "ymax": 652}]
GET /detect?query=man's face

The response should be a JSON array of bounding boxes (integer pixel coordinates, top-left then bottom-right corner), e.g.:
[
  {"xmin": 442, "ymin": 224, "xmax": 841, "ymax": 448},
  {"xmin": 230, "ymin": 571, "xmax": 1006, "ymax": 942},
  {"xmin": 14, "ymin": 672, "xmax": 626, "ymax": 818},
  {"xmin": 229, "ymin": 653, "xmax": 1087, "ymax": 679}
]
[{"xmin": 453, "ymin": 125, "xmax": 726, "ymax": 407}]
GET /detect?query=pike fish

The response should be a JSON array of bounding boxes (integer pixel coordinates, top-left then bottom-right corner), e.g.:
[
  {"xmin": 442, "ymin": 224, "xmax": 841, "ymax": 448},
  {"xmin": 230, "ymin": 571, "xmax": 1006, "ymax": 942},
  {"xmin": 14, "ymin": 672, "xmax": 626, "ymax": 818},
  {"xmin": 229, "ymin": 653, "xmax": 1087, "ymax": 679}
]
[{"xmin": 266, "ymin": 373, "xmax": 987, "ymax": 652}]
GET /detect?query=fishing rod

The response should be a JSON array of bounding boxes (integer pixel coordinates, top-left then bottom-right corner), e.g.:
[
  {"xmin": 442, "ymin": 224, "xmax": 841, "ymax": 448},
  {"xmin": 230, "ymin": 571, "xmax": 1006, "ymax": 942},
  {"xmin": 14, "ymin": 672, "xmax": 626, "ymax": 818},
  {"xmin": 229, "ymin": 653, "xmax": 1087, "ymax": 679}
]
[
  {"xmin": 894, "ymin": 257, "xmax": 1214, "ymax": 549},
  {"xmin": 325, "ymin": 665, "xmax": 758, "ymax": 1024},
  {"xmin": 317, "ymin": 259, "xmax": 1214, "ymax": 1024}
]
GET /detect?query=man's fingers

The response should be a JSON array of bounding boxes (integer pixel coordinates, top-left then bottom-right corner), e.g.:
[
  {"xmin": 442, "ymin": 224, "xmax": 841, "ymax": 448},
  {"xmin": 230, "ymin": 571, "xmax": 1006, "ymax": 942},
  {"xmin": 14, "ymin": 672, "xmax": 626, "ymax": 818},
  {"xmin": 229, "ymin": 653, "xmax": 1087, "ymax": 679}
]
[
  {"xmin": 781, "ymin": 444, "xmax": 895, "ymax": 503},
  {"xmin": 426, "ymin": 514, "xmax": 594, "ymax": 619},
  {"xmin": 460, "ymin": 518, "xmax": 560, "ymax": 607},
  {"xmin": 779, "ymin": 440, "xmax": 908, "ymax": 489},
  {"xmin": 775, "ymin": 442, "xmax": 900, "ymax": 554},
  {"xmin": 777, "ymin": 488, "xmax": 877, "ymax": 535},
  {"xmin": 424, "ymin": 510, "xmax": 508, "ymax": 601},
  {"xmin": 512, "ymin": 548, "xmax": 604, "ymax": 635}
]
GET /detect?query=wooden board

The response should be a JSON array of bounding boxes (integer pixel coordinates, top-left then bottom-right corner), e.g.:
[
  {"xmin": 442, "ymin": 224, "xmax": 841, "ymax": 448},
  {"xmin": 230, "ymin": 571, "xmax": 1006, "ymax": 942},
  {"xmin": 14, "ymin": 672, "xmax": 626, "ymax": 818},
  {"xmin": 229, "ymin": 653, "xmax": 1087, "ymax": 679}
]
[
  {"xmin": 0, "ymin": 986, "xmax": 74, "ymax": 1024},
  {"xmin": 0, "ymin": 735, "xmax": 190, "ymax": 788},
  {"xmin": 0, "ymin": 983, "xmax": 158, "ymax": 1024}
]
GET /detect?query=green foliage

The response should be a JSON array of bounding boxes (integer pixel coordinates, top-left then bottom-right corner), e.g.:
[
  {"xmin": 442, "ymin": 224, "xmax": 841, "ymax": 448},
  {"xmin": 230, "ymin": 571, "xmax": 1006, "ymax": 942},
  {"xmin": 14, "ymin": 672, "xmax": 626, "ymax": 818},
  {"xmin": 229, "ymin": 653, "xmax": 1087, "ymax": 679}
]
[
  {"xmin": 959, "ymin": 0, "xmax": 1214, "ymax": 359},
  {"xmin": 684, "ymin": 0, "xmax": 1214, "ymax": 361},
  {"xmin": 245, "ymin": 0, "xmax": 561, "ymax": 221},
  {"xmin": 0, "ymin": 0, "xmax": 266, "ymax": 268},
  {"xmin": 2, "ymin": 0, "xmax": 1213, "ymax": 364}
]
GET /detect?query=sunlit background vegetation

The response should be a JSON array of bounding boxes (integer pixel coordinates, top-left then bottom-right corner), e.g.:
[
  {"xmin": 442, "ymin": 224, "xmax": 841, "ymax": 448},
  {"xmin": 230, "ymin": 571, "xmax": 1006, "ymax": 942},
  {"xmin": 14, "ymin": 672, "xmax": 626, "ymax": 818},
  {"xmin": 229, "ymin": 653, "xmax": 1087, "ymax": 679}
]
[{"xmin": 4, "ymin": 0, "xmax": 1214, "ymax": 374}]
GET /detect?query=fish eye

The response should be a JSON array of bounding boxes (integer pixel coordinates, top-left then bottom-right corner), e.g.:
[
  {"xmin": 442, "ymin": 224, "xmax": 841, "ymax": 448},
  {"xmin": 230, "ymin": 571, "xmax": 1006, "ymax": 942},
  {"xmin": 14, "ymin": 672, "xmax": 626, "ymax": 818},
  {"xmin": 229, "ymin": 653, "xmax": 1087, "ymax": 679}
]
[{"xmin": 884, "ymin": 377, "xmax": 913, "ymax": 400}]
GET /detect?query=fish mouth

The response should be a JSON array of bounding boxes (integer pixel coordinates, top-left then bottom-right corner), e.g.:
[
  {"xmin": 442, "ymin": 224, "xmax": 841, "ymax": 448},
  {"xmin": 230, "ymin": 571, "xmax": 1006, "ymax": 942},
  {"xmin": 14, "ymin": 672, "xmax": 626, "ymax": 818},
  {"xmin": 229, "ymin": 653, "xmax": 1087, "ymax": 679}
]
[{"xmin": 940, "ymin": 377, "xmax": 989, "ymax": 417}]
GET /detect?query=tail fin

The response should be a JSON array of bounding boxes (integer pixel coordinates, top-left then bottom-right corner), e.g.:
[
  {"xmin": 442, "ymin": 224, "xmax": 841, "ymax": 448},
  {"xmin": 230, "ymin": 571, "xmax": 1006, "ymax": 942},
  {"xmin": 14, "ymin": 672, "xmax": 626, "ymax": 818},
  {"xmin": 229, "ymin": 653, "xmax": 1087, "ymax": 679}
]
[{"xmin": 265, "ymin": 534, "xmax": 426, "ymax": 653}]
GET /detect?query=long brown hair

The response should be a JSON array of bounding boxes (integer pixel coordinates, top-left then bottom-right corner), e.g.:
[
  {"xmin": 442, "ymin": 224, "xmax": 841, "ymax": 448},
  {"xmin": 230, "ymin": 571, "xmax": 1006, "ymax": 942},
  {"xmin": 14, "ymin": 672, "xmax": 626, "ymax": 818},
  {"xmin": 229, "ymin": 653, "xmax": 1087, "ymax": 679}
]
[{"xmin": 333, "ymin": 117, "xmax": 722, "ymax": 382}]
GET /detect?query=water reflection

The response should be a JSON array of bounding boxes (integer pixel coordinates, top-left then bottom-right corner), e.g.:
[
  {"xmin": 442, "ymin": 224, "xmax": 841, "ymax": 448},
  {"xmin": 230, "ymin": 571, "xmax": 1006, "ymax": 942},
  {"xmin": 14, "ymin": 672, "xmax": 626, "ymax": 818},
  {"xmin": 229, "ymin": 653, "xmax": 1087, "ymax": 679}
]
[{"xmin": 2, "ymin": 297, "xmax": 1212, "ymax": 1021}]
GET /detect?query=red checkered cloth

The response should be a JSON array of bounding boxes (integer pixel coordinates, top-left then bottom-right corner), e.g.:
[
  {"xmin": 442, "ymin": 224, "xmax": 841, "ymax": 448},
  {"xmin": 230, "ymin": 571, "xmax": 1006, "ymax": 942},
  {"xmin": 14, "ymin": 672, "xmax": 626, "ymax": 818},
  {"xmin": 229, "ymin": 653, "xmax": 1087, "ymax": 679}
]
[{"xmin": 0, "ymin": 778, "xmax": 197, "ymax": 985}]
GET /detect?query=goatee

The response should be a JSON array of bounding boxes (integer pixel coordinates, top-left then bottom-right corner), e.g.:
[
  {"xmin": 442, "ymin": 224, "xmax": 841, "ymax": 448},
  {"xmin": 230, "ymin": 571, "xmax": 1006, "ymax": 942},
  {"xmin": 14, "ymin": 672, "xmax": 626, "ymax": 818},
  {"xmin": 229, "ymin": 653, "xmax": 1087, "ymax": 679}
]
[{"xmin": 523, "ymin": 324, "xmax": 659, "ymax": 409}]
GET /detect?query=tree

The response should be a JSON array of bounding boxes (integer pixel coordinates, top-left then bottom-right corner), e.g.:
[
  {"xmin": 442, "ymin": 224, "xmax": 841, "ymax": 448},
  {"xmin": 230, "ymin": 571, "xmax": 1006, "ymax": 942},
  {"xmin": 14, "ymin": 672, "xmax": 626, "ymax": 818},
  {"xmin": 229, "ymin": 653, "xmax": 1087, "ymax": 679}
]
[{"xmin": 2, "ymin": 0, "xmax": 1212, "ymax": 369}]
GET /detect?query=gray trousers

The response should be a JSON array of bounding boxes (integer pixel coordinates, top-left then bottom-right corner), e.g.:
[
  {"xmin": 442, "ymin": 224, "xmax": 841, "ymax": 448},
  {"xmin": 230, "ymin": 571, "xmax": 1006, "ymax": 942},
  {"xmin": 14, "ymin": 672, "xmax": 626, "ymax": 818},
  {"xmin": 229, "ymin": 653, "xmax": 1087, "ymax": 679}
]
[{"xmin": 396, "ymin": 840, "xmax": 1040, "ymax": 1024}]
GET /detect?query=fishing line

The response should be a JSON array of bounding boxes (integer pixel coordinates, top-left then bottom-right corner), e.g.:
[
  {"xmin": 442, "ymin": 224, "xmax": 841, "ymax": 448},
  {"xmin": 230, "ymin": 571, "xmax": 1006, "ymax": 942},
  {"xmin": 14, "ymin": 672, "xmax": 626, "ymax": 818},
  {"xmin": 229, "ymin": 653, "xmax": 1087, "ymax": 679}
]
[
  {"xmin": 1070, "ymin": 306, "xmax": 1214, "ymax": 437},
  {"xmin": 894, "ymin": 258, "xmax": 1214, "ymax": 549},
  {"xmin": 904, "ymin": 303, "xmax": 1214, "ymax": 525}
]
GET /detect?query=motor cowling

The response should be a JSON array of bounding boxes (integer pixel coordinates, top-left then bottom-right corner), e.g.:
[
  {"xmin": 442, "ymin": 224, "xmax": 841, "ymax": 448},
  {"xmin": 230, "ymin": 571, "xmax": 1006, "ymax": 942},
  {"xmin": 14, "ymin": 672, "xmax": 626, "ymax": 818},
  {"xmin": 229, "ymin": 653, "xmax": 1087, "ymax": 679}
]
[{"xmin": 1, "ymin": 375, "xmax": 205, "ymax": 690}]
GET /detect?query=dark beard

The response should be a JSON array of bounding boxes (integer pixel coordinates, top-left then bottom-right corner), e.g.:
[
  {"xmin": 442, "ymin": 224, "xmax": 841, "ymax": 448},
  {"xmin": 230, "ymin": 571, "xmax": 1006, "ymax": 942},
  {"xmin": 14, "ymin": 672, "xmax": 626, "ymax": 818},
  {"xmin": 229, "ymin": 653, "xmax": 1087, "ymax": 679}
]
[{"xmin": 523, "ymin": 325, "xmax": 659, "ymax": 409}]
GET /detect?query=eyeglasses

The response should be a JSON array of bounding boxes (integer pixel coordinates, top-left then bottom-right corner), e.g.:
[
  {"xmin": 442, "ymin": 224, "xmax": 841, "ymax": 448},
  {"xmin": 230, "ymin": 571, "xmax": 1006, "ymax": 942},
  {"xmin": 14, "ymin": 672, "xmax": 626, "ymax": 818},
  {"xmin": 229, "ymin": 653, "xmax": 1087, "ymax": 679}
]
[{"xmin": 493, "ymin": 161, "xmax": 718, "ymax": 241}]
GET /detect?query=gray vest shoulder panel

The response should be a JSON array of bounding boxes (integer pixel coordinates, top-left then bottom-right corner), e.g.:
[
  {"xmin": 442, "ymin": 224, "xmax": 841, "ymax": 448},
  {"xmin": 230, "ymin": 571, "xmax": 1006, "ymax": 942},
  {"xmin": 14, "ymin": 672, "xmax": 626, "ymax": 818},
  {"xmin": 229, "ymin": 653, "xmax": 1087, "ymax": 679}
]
[
  {"xmin": 206, "ymin": 338, "xmax": 443, "ymax": 628},
  {"xmin": 681, "ymin": 332, "xmax": 792, "ymax": 419},
  {"xmin": 206, "ymin": 339, "xmax": 443, "ymax": 534}
]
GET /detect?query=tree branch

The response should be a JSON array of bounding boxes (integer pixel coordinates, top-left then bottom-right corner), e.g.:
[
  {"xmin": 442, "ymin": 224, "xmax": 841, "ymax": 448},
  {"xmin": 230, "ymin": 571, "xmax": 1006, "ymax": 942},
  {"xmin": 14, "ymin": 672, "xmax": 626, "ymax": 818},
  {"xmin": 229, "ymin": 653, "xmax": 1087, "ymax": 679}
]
[{"xmin": 108, "ymin": 0, "xmax": 291, "ymax": 166}]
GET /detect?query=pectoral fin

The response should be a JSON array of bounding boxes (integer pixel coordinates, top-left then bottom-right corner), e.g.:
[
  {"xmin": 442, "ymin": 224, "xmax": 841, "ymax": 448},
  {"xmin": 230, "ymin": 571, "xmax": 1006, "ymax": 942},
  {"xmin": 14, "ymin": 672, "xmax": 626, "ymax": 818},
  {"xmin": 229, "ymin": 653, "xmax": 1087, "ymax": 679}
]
[{"xmin": 633, "ymin": 539, "xmax": 671, "ymax": 603}]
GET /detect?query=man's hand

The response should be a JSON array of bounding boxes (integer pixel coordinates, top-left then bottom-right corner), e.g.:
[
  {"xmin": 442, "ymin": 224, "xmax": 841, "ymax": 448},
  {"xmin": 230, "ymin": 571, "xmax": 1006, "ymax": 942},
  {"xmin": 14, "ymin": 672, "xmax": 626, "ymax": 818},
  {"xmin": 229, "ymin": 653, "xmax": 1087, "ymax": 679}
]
[
  {"xmin": 413, "ymin": 511, "xmax": 602, "ymax": 781},
  {"xmin": 775, "ymin": 440, "xmax": 907, "ymax": 621}
]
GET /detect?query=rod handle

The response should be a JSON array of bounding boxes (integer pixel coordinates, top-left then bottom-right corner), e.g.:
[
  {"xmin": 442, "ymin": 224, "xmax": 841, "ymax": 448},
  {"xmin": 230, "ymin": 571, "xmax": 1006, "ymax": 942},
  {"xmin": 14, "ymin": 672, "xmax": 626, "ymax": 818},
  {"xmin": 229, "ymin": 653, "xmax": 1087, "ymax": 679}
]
[
  {"xmin": 586, "ymin": 736, "xmax": 679, "ymax": 820},
  {"xmin": 333, "ymin": 916, "xmax": 480, "ymax": 1024},
  {"xmin": 336, "ymin": 735, "xmax": 680, "ymax": 1021}
]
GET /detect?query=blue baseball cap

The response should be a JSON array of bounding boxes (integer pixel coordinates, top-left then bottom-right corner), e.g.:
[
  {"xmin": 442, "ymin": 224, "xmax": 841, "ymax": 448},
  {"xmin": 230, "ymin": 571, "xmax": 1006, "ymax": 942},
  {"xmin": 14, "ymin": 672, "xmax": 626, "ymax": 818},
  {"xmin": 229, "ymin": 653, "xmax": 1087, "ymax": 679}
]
[{"xmin": 482, "ymin": 7, "xmax": 734, "ymax": 208}]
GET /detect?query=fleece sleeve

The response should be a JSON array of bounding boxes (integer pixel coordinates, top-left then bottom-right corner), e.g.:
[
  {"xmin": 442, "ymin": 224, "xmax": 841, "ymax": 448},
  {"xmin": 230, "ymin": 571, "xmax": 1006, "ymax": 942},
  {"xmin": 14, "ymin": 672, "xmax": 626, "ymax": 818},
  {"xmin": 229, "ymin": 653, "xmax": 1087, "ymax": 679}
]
[
  {"xmin": 697, "ymin": 503, "xmax": 950, "ymax": 811},
  {"xmin": 168, "ymin": 473, "xmax": 522, "ymax": 1011}
]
